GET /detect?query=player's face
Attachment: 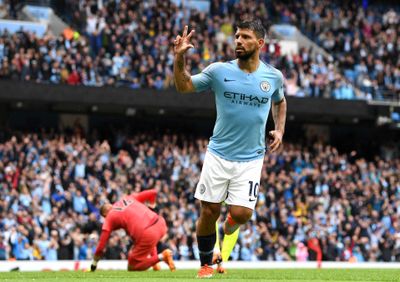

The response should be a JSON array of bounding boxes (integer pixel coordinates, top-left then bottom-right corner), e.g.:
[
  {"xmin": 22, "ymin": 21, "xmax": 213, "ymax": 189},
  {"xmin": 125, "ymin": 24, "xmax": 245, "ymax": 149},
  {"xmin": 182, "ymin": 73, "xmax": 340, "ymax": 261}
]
[{"xmin": 234, "ymin": 28, "xmax": 263, "ymax": 60}]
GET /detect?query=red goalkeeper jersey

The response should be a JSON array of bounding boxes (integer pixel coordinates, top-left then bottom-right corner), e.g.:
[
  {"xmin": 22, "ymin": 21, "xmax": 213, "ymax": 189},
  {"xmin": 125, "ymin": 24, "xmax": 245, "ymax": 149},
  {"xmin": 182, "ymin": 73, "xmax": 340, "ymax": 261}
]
[{"xmin": 94, "ymin": 189, "xmax": 158, "ymax": 256}]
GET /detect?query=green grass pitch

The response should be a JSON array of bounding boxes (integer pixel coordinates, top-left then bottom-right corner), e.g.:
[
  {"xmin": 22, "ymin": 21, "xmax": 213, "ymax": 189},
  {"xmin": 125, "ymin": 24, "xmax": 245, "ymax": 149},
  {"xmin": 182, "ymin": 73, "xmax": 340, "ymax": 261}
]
[{"xmin": 0, "ymin": 269, "xmax": 399, "ymax": 282}]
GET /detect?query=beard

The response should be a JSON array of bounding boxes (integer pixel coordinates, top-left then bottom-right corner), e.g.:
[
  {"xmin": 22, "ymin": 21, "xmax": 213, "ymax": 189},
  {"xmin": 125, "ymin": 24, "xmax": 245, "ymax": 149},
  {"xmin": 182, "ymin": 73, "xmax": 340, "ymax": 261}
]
[{"xmin": 235, "ymin": 47, "xmax": 256, "ymax": 60}]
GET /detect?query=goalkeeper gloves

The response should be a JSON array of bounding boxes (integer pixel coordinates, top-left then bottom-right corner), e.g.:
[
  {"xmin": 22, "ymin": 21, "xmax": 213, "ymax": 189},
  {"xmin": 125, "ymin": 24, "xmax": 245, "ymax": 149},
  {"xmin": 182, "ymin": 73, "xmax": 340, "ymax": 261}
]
[{"xmin": 90, "ymin": 260, "xmax": 98, "ymax": 272}]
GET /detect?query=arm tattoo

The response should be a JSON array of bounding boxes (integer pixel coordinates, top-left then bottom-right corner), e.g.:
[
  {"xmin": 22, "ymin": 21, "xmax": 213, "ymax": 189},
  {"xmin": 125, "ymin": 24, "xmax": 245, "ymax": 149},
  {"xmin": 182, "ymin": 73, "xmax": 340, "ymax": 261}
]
[
  {"xmin": 182, "ymin": 72, "xmax": 190, "ymax": 82},
  {"xmin": 177, "ymin": 57, "xmax": 184, "ymax": 71},
  {"xmin": 177, "ymin": 57, "xmax": 190, "ymax": 81},
  {"xmin": 174, "ymin": 54, "xmax": 192, "ymax": 90}
]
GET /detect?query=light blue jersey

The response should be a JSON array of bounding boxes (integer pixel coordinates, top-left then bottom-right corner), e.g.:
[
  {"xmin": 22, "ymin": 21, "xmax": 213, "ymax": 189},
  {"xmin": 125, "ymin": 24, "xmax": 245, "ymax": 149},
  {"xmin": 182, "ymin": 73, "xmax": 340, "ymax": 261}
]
[{"xmin": 191, "ymin": 59, "xmax": 284, "ymax": 161}]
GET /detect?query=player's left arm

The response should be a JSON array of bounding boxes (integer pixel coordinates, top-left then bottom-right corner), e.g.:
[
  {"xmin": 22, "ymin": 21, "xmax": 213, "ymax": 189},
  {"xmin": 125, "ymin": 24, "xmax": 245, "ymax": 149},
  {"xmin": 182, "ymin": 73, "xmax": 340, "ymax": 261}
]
[
  {"xmin": 91, "ymin": 229, "xmax": 111, "ymax": 271},
  {"xmin": 269, "ymin": 73, "xmax": 287, "ymax": 153}
]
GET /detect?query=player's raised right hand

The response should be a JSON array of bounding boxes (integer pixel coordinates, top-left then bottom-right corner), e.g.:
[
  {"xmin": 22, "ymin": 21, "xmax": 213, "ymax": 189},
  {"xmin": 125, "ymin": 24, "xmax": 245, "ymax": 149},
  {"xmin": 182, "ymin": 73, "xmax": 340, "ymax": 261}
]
[{"xmin": 174, "ymin": 25, "xmax": 195, "ymax": 55}]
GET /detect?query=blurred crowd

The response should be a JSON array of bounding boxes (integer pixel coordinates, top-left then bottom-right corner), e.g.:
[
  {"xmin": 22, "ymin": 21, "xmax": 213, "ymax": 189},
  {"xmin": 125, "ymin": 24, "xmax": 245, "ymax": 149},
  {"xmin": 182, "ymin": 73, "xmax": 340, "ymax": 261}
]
[
  {"xmin": 273, "ymin": 0, "xmax": 400, "ymax": 100},
  {"xmin": 0, "ymin": 129, "xmax": 399, "ymax": 262},
  {"xmin": 0, "ymin": 0, "xmax": 398, "ymax": 100}
]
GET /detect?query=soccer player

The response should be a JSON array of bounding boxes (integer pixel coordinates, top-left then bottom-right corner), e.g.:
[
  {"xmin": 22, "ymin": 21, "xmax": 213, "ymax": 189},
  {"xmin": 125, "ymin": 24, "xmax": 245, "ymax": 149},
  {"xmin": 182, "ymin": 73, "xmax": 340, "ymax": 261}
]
[
  {"xmin": 173, "ymin": 19, "xmax": 287, "ymax": 278},
  {"xmin": 90, "ymin": 189, "xmax": 176, "ymax": 272}
]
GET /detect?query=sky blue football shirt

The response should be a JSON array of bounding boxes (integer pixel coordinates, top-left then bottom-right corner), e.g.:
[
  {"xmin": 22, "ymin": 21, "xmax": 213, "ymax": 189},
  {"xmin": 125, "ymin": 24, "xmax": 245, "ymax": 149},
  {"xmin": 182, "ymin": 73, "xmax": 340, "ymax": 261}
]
[{"xmin": 191, "ymin": 59, "xmax": 284, "ymax": 162}]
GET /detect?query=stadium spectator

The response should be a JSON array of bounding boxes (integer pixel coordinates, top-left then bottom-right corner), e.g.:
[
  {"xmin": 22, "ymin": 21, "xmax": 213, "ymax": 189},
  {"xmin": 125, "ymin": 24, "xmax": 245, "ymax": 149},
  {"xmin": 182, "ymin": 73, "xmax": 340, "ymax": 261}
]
[
  {"xmin": 295, "ymin": 242, "xmax": 308, "ymax": 262},
  {"xmin": 0, "ymin": 234, "xmax": 7, "ymax": 260}
]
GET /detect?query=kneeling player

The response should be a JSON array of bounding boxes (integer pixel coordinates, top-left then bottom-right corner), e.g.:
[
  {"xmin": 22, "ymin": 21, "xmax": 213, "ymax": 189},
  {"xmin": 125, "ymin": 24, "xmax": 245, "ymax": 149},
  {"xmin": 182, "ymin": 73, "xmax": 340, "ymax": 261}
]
[{"xmin": 90, "ymin": 189, "xmax": 175, "ymax": 271}]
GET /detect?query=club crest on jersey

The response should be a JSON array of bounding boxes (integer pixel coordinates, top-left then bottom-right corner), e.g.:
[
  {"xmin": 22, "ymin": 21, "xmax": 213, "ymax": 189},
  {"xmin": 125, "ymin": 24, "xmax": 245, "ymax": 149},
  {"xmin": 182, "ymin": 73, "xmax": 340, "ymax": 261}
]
[
  {"xmin": 199, "ymin": 184, "xmax": 206, "ymax": 194},
  {"xmin": 260, "ymin": 81, "xmax": 271, "ymax": 92}
]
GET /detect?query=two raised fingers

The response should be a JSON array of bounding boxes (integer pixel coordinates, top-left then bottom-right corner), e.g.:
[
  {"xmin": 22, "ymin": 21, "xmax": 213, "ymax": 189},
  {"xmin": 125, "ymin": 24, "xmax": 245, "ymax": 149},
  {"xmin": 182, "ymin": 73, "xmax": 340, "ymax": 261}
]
[
  {"xmin": 174, "ymin": 26, "xmax": 194, "ymax": 45},
  {"xmin": 183, "ymin": 25, "xmax": 195, "ymax": 40},
  {"xmin": 187, "ymin": 29, "xmax": 195, "ymax": 40}
]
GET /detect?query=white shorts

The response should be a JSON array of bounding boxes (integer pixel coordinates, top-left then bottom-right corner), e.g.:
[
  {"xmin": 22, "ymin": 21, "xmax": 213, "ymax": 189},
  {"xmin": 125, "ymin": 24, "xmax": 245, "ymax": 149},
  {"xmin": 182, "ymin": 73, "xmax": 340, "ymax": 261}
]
[{"xmin": 194, "ymin": 151, "xmax": 264, "ymax": 210}]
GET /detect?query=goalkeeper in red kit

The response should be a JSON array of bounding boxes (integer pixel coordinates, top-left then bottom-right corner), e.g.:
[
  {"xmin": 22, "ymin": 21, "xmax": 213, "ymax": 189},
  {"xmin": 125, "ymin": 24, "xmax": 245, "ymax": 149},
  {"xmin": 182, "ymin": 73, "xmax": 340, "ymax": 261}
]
[{"xmin": 90, "ymin": 189, "xmax": 176, "ymax": 271}]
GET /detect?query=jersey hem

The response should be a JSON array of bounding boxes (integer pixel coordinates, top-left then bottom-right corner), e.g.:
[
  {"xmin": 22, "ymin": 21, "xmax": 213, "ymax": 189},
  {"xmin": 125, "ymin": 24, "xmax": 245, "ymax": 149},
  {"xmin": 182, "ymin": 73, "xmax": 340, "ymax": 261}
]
[{"xmin": 207, "ymin": 148, "xmax": 265, "ymax": 162}]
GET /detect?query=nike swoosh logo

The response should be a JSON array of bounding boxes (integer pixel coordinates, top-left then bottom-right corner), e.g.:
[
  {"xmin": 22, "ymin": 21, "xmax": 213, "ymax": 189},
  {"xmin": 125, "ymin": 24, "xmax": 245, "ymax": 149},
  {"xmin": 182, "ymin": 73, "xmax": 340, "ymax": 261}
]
[
  {"xmin": 249, "ymin": 198, "xmax": 256, "ymax": 202},
  {"xmin": 224, "ymin": 78, "xmax": 235, "ymax": 82}
]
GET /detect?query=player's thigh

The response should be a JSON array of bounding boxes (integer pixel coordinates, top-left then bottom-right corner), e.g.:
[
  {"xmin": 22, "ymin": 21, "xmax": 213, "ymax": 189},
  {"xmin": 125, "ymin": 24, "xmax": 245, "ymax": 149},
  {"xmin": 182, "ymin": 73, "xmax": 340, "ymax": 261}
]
[
  {"xmin": 195, "ymin": 151, "xmax": 231, "ymax": 203},
  {"xmin": 128, "ymin": 241, "xmax": 156, "ymax": 265},
  {"xmin": 129, "ymin": 223, "xmax": 164, "ymax": 262},
  {"xmin": 152, "ymin": 216, "xmax": 167, "ymax": 239},
  {"xmin": 225, "ymin": 157, "xmax": 263, "ymax": 210}
]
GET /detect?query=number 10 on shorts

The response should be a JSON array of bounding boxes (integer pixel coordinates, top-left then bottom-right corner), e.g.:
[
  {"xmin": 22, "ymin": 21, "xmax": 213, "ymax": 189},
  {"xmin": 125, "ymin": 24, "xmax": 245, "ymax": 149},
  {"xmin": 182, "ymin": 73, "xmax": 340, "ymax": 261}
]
[{"xmin": 248, "ymin": 181, "xmax": 259, "ymax": 202}]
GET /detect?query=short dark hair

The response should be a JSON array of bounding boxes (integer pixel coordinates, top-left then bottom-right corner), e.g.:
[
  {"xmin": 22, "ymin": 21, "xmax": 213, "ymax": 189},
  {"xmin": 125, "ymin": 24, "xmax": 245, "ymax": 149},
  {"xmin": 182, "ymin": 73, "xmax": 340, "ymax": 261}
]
[
  {"xmin": 236, "ymin": 19, "xmax": 266, "ymax": 39},
  {"xmin": 100, "ymin": 203, "xmax": 110, "ymax": 217}
]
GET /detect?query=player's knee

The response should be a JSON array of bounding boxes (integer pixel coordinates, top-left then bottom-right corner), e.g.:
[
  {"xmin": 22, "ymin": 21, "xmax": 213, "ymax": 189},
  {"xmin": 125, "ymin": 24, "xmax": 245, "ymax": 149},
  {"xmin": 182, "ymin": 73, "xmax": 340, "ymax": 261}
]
[
  {"xmin": 128, "ymin": 263, "xmax": 146, "ymax": 271},
  {"xmin": 200, "ymin": 207, "xmax": 220, "ymax": 222},
  {"xmin": 128, "ymin": 258, "xmax": 140, "ymax": 271},
  {"xmin": 230, "ymin": 207, "xmax": 252, "ymax": 224},
  {"xmin": 200, "ymin": 202, "xmax": 220, "ymax": 223}
]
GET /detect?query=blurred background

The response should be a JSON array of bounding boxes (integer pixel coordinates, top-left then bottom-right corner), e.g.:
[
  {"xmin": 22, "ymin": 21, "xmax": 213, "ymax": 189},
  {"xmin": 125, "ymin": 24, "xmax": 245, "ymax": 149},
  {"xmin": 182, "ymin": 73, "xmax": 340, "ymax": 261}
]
[{"xmin": 0, "ymin": 0, "xmax": 399, "ymax": 264}]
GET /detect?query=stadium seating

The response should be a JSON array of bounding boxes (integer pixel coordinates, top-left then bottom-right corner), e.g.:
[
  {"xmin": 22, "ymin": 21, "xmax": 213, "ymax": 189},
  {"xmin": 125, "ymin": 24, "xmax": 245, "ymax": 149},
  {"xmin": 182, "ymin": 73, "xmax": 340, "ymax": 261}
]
[
  {"xmin": 0, "ymin": 131, "xmax": 399, "ymax": 262},
  {"xmin": 0, "ymin": 0, "xmax": 398, "ymax": 100}
]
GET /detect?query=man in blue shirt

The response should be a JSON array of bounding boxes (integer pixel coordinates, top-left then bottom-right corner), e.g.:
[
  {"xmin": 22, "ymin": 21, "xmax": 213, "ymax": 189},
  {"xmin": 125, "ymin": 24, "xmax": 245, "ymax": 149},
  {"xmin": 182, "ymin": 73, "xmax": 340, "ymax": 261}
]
[{"xmin": 173, "ymin": 19, "xmax": 287, "ymax": 278}]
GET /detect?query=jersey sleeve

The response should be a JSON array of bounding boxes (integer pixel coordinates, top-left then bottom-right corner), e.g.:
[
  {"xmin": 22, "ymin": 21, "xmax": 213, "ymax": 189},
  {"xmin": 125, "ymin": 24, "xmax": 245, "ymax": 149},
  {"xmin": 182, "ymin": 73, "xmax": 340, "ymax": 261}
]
[
  {"xmin": 191, "ymin": 63, "xmax": 219, "ymax": 92},
  {"xmin": 272, "ymin": 71, "xmax": 285, "ymax": 103},
  {"xmin": 133, "ymin": 189, "xmax": 157, "ymax": 204}
]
